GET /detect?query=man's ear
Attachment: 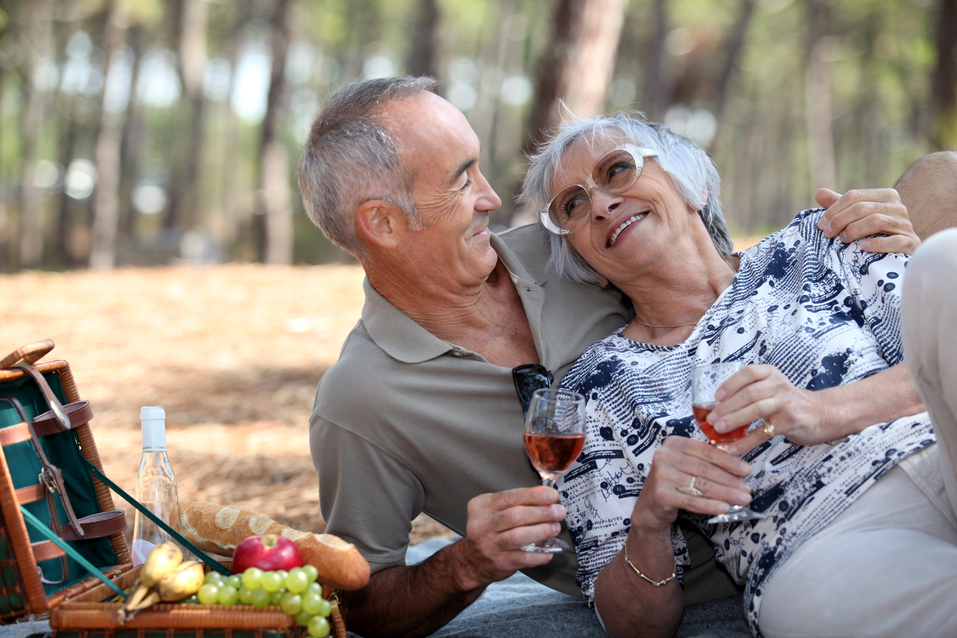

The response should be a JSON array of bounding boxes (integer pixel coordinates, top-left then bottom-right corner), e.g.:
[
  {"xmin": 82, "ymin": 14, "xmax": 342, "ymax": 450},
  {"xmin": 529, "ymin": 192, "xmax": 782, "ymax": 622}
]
[{"xmin": 356, "ymin": 200, "xmax": 405, "ymax": 249}]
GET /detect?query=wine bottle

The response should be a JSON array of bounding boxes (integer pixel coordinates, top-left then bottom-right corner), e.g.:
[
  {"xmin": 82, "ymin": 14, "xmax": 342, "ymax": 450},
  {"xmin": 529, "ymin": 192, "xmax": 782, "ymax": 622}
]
[{"xmin": 132, "ymin": 406, "xmax": 183, "ymax": 566}]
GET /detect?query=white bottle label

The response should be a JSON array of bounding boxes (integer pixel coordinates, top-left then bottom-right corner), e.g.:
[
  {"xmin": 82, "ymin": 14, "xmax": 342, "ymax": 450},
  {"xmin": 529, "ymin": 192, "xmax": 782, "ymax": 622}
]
[{"xmin": 132, "ymin": 539, "xmax": 156, "ymax": 566}]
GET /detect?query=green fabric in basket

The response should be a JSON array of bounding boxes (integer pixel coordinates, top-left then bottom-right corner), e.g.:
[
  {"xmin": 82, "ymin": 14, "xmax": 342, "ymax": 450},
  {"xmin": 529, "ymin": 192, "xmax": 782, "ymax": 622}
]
[{"xmin": 0, "ymin": 371, "xmax": 120, "ymax": 610}]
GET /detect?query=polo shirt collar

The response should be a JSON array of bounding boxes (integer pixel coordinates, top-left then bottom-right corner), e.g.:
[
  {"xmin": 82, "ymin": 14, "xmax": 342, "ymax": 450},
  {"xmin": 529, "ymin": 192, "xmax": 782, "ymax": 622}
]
[{"xmin": 361, "ymin": 233, "xmax": 542, "ymax": 364}]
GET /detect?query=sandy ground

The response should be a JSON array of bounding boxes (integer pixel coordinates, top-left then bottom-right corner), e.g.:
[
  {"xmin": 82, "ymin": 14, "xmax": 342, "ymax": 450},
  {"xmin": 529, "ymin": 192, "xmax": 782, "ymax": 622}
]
[{"xmin": 1, "ymin": 263, "xmax": 453, "ymax": 547}]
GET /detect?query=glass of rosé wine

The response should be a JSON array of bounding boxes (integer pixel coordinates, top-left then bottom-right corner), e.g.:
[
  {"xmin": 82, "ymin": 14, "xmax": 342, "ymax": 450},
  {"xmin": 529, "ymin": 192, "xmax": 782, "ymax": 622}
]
[
  {"xmin": 692, "ymin": 362, "xmax": 766, "ymax": 524},
  {"xmin": 520, "ymin": 388, "xmax": 586, "ymax": 553}
]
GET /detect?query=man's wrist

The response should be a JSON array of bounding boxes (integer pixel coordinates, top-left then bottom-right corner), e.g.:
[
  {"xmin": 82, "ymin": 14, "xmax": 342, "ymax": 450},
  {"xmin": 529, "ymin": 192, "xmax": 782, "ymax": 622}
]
[{"xmin": 430, "ymin": 538, "xmax": 491, "ymax": 593}]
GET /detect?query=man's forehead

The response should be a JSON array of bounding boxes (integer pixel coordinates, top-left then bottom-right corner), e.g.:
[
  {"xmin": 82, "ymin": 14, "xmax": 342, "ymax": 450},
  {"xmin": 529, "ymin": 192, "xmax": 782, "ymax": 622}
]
[
  {"xmin": 383, "ymin": 93, "xmax": 479, "ymax": 182},
  {"xmin": 385, "ymin": 94, "xmax": 474, "ymax": 148}
]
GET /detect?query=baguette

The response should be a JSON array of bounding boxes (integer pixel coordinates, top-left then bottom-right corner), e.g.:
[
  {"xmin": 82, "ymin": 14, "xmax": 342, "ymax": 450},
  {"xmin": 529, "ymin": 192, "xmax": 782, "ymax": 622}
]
[
  {"xmin": 297, "ymin": 533, "xmax": 370, "ymax": 591},
  {"xmin": 180, "ymin": 501, "xmax": 311, "ymax": 554},
  {"xmin": 180, "ymin": 501, "xmax": 370, "ymax": 590}
]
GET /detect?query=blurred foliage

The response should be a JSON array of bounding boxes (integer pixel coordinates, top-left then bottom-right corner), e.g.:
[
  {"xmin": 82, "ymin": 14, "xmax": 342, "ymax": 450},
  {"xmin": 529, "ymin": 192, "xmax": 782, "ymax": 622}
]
[{"xmin": 0, "ymin": 0, "xmax": 951, "ymax": 271}]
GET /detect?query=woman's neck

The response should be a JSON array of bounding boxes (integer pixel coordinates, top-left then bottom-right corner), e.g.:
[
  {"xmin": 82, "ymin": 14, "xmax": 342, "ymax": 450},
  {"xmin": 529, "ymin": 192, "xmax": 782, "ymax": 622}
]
[{"xmin": 617, "ymin": 242, "xmax": 738, "ymax": 345}]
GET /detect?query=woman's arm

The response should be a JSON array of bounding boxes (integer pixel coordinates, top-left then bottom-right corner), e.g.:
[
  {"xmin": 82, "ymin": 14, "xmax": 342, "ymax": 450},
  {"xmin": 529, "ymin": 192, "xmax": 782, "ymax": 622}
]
[{"xmin": 593, "ymin": 437, "xmax": 752, "ymax": 638}]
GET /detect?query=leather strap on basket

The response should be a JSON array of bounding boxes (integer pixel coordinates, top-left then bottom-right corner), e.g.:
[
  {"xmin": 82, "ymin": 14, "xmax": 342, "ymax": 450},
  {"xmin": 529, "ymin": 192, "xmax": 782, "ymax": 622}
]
[
  {"xmin": 56, "ymin": 510, "xmax": 126, "ymax": 542},
  {"xmin": 0, "ymin": 401, "xmax": 94, "ymax": 447},
  {"xmin": 0, "ymin": 396, "xmax": 85, "ymax": 538},
  {"xmin": 12, "ymin": 364, "xmax": 69, "ymax": 430},
  {"xmin": 19, "ymin": 506, "xmax": 127, "ymax": 598}
]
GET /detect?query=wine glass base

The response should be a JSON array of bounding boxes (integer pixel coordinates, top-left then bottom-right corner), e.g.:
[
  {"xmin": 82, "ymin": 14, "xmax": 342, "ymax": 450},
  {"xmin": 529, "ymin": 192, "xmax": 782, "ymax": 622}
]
[
  {"xmin": 707, "ymin": 507, "xmax": 766, "ymax": 524},
  {"xmin": 519, "ymin": 538, "xmax": 570, "ymax": 553}
]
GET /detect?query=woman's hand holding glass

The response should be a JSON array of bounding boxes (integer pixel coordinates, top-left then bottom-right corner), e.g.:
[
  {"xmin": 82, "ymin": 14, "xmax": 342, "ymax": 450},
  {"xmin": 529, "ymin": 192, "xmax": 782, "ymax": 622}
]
[
  {"xmin": 692, "ymin": 364, "xmax": 766, "ymax": 523},
  {"xmin": 633, "ymin": 436, "xmax": 755, "ymax": 531},
  {"xmin": 704, "ymin": 363, "xmax": 834, "ymax": 453}
]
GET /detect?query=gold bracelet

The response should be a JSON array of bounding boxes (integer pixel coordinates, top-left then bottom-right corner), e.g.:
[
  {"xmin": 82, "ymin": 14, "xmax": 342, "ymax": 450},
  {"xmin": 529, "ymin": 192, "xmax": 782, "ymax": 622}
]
[{"xmin": 622, "ymin": 538, "xmax": 677, "ymax": 587}]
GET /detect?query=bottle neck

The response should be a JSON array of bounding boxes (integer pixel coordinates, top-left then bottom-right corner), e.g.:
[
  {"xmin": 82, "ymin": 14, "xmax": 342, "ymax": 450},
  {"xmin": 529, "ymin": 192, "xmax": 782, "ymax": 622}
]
[{"xmin": 141, "ymin": 418, "xmax": 167, "ymax": 449}]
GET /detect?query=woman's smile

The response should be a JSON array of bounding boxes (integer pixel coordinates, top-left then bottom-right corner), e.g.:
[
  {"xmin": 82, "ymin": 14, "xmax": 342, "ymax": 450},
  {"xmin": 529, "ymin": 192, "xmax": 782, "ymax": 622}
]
[{"xmin": 607, "ymin": 212, "xmax": 648, "ymax": 247}]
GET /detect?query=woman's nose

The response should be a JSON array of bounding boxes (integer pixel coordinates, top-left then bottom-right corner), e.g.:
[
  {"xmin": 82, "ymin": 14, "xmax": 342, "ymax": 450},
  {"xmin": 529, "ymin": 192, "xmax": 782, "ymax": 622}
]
[{"xmin": 589, "ymin": 188, "xmax": 621, "ymax": 219}]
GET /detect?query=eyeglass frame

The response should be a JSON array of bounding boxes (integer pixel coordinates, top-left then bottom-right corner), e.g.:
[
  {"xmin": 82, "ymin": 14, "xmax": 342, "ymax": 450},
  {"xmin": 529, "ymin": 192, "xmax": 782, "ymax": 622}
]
[
  {"xmin": 511, "ymin": 363, "xmax": 555, "ymax": 421},
  {"xmin": 539, "ymin": 143, "xmax": 658, "ymax": 236}
]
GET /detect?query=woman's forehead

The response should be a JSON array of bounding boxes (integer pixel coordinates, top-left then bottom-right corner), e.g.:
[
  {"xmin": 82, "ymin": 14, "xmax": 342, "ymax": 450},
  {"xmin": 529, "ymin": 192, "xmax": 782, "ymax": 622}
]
[{"xmin": 553, "ymin": 131, "xmax": 631, "ymax": 178}]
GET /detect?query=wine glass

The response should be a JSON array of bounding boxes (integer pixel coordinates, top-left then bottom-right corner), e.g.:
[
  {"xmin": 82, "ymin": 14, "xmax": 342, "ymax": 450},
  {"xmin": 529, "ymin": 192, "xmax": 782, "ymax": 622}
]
[
  {"xmin": 691, "ymin": 363, "xmax": 766, "ymax": 524},
  {"xmin": 520, "ymin": 388, "xmax": 586, "ymax": 553}
]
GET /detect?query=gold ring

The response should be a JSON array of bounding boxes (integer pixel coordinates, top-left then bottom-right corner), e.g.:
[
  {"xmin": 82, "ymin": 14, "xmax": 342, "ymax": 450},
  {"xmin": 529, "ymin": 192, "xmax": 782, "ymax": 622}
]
[
  {"xmin": 677, "ymin": 476, "xmax": 703, "ymax": 497},
  {"xmin": 763, "ymin": 420, "xmax": 776, "ymax": 440}
]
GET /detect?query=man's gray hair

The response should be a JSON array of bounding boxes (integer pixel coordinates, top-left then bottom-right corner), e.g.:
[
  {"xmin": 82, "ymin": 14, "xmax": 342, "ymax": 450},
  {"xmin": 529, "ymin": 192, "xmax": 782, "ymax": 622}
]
[
  {"xmin": 519, "ymin": 111, "xmax": 733, "ymax": 284},
  {"xmin": 298, "ymin": 77, "xmax": 438, "ymax": 259}
]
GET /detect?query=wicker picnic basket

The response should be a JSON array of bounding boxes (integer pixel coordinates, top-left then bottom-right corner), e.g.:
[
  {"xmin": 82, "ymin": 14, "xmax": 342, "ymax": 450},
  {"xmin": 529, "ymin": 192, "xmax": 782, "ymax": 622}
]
[
  {"xmin": 47, "ymin": 558, "xmax": 348, "ymax": 638},
  {"xmin": 50, "ymin": 601, "xmax": 349, "ymax": 638},
  {"xmin": 1, "ymin": 340, "xmax": 348, "ymax": 638},
  {"xmin": 0, "ymin": 340, "xmax": 138, "ymax": 620},
  {"xmin": 48, "ymin": 571, "xmax": 348, "ymax": 637}
]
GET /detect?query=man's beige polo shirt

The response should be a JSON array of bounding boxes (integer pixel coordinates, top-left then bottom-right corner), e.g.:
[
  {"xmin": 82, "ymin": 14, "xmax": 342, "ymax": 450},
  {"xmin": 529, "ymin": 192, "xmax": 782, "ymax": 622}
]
[{"xmin": 310, "ymin": 223, "xmax": 740, "ymax": 602}]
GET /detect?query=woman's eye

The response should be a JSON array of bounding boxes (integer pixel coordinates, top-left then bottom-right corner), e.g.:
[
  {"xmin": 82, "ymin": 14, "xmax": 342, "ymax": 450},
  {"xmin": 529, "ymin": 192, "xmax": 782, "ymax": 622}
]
[
  {"xmin": 562, "ymin": 192, "xmax": 589, "ymax": 218},
  {"xmin": 603, "ymin": 161, "xmax": 636, "ymax": 187}
]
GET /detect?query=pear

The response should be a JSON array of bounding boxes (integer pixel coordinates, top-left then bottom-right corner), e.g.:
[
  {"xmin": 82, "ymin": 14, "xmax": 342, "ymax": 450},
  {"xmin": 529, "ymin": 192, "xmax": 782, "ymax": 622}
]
[
  {"xmin": 157, "ymin": 561, "xmax": 205, "ymax": 602},
  {"xmin": 123, "ymin": 542, "xmax": 184, "ymax": 613},
  {"xmin": 120, "ymin": 561, "xmax": 206, "ymax": 623}
]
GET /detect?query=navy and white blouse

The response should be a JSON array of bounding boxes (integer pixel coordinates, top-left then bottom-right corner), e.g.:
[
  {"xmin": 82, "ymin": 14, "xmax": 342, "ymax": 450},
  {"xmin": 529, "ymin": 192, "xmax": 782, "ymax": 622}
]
[{"xmin": 558, "ymin": 208, "xmax": 934, "ymax": 635}]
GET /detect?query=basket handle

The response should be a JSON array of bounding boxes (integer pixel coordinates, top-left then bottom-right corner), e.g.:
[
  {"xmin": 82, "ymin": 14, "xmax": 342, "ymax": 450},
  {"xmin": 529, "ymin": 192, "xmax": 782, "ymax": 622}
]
[{"xmin": 0, "ymin": 339, "xmax": 56, "ymax": 370}]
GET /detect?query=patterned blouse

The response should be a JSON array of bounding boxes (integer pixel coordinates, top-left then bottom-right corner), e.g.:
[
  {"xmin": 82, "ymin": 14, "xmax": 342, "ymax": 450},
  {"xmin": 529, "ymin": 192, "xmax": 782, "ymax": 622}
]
[{"xmin": 557, "ymin": 208, "xmax": 934, "ymax": 635}]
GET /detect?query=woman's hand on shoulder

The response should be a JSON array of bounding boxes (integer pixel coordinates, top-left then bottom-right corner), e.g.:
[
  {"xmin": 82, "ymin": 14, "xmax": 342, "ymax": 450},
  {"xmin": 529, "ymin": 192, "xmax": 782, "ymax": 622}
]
[
  {"xmin": 633, "ymin": 437, "xmax": 753, "ymax": 530},
  {"xmin": 815, "ymin": 187, "xmax": 919, "ymax": 255},
  {"xmin": 711, "ymin": 364, "xmax": 835, "ymax": 453}
]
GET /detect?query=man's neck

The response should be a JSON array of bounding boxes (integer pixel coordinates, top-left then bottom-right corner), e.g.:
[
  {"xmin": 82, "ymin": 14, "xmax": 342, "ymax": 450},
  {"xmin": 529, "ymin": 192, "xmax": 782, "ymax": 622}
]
[{"xmin": 368, "ymin": 259, "xmax": 539, "ymax": 367}]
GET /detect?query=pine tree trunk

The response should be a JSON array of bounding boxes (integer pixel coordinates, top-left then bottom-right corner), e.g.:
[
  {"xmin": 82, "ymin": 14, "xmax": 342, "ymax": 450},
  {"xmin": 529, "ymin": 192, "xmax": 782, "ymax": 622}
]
[
  {"xmin": 803, "ymin": 0, "xmax": 836, "ymax": 192},
  {"xmin": 258, "ymin": 0, "xmax": 296, "ymax": 264},
  {"xmin": 406, "ymin": 0, "xmax": 441, "ymax": 78},
  {"xmin": 931, "ymin": 0, "xmax": 957, "ymax": 149},
  {"xmin": 17, "ymin": 0, "xmax": 52, "ymax": 270},
  {"xmin": 511, "ymin": 0, "xmax": 626, "ymax": 224},
  {"xmin": 89, "ymin": 0, "xmax": 129, "ymax": 270}
]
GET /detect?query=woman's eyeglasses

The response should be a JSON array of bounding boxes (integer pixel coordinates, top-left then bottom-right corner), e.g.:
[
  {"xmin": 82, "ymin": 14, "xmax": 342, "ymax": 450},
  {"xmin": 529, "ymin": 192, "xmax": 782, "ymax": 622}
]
[
  {"xmin": 540, "ymin": 144, "xmax": 657, "ymax": 236},
  {"xmin": 512, "ymin": 364, "xmax": 554, "ymax": 420}
]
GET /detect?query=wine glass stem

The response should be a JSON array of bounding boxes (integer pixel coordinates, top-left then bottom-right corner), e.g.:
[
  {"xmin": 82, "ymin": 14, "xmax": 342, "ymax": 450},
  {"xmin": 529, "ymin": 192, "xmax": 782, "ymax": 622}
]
[{"xmin": 716, "ymin": 444, "xmax": 750, "ymax": 510}]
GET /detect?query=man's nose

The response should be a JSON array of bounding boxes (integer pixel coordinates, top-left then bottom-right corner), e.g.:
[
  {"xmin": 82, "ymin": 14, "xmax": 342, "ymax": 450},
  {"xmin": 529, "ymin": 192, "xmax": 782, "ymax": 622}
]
[{"xmin": 477, "ymin": 172, "xmax": 502, "ymax": 211}]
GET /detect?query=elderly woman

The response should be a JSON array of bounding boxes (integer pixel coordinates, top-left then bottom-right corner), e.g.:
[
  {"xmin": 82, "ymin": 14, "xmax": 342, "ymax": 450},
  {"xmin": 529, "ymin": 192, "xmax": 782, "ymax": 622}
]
[{"xmin": 519, "ymin": 113, "xmax": 955, "ymax": 638}]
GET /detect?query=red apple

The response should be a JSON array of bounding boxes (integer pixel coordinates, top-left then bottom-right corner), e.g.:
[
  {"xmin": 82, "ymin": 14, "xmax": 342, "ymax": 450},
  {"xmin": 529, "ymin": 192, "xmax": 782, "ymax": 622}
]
[{"xmin": 231, "ymin": 534, "xmax": 303, "ymax": 573}]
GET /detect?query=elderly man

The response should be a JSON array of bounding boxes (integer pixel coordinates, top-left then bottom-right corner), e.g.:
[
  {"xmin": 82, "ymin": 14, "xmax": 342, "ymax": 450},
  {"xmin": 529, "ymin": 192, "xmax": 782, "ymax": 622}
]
[{"xmin": 298, "ymin": 76, "xmax": 933, "ymax": 638}]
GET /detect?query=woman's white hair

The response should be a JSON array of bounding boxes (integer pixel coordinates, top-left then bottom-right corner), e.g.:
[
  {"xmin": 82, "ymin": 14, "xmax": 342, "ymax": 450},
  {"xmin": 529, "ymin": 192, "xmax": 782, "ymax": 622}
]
[{"xmin": 519, "ymin": 110, "xmax": 733, "ymax": 284}]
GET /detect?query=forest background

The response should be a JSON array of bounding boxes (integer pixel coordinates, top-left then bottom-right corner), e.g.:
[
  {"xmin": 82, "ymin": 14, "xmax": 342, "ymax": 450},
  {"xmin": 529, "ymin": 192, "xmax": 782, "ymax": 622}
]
[
  {"xmin": 1, "ymin": 0, "xmax": 956, "ymax": 272},
  {"xmin": 1, "ymin": 0, "xmax": 957, "ymax": 544}
]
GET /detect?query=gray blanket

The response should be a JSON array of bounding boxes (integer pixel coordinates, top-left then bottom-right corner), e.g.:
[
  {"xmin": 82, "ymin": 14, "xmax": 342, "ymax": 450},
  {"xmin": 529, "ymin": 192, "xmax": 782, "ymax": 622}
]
[
  {"xmin": 0, "ymin": 538, "xmax": 750, "ymax": 638},
  {"xmin": 394, "ymin": 537, "xmax": 750, "ymax": 638}
]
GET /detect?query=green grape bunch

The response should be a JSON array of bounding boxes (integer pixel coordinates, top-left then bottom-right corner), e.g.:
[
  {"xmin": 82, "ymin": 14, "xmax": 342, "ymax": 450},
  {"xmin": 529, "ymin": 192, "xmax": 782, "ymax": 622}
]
[{"xmin": 185, "ymin": 566, "xmax": 332, "ymax": 638}]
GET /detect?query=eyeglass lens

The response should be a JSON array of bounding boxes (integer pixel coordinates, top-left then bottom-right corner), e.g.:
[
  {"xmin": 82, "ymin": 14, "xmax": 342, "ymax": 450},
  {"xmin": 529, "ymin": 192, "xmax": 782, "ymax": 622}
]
[{"xmin": 548, "ymin": 148, "xmax": 641, "ymax": 232}]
